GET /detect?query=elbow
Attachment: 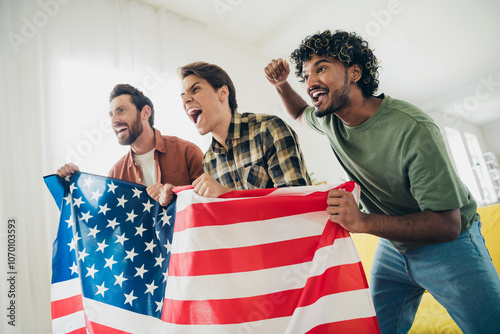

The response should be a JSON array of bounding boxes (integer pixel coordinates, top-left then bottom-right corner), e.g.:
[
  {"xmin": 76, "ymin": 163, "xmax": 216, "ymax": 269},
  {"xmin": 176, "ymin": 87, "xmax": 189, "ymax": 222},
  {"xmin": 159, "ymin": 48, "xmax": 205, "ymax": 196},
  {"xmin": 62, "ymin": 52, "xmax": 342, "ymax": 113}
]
[{"xmin": 441, "ymin": 209, "xmax": 462, "ymax": 242}]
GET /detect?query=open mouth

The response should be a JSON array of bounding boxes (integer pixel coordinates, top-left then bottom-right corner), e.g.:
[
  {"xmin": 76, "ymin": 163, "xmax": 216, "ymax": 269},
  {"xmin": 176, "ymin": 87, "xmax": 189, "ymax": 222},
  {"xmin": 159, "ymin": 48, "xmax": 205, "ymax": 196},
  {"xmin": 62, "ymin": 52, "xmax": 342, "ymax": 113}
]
[
  {"xmin": 310, "ymin": 88, "xmax": 328, "ymax": 107},
  {"xmin": 114, "ymin": 125, "xmax": 128, "ymax": 138},
  {"xmin": 187, "ymin": 106, "xmax": 203, "ymax": 125}
]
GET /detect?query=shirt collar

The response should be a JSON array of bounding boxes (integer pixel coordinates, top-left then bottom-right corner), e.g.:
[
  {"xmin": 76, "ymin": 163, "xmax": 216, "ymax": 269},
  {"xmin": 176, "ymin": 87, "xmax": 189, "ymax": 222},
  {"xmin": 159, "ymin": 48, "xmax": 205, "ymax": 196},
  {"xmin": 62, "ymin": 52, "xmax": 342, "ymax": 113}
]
[
  {"xmin": 211, "ymin": 111, "xmax": 241, "ymax": 151},
  {"xmin": 126, "ymin": 127, "xmax": 163, "ymax": 167}
]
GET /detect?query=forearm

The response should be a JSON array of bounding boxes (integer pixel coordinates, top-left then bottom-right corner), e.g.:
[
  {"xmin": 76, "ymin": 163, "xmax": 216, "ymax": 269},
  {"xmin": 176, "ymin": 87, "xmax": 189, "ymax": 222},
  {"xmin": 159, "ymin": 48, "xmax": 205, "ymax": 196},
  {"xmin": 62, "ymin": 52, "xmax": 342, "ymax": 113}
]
[
  {"xmin": 359, "ymin": 209, "xmax": 462, "ymax": 244},
  {"xmin": 275, "ymin": 82, "xmax": 309, "ymax": 121}
]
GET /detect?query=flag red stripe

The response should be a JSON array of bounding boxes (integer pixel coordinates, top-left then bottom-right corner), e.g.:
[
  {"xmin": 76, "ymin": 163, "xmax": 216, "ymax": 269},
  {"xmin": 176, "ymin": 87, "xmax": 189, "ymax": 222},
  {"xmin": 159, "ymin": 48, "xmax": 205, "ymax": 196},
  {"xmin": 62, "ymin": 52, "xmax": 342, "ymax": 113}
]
[
  {"xmin": 51, "ymin": 294, "xmax": 84, "ymax": 319},
  {"xmin": 169, "ymin": 235, "xmax": 322, "ymax": 276},
  {"xmin": 162, "ymin": 262, "xmax": 366, "ymax": 324},
  {"xmin": 305, "ymin": 317, "xmax": 380, "ymax": 334},
  {"xmin": 170, "ymin": 219, "xmax": 350, "ymax": 277},
  {"xmin": 67, "ymin": 328, "xmax": 88, "ymax": 334},
  {"xmin": 174, "ymin": 191, "xmax": 329, "ymax": 232}
]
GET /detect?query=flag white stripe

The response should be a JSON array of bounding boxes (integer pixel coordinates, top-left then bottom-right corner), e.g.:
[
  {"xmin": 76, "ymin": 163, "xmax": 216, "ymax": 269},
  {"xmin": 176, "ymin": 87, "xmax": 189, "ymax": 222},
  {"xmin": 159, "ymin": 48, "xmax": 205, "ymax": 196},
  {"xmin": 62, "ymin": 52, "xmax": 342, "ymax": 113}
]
[
  {"xmin": 51, "ymin": 278, "xmax": 82, "ymax": 301},
  {"xmin": 175, "ymin": 184, "xmax": 338, "ymax": 212},
  {"xmin": 284, "ymin": 289, "xmax": 376, "ymax": 334},
  {"xmin": 51, "ymin": 310, "xmax": 86, "ymax": 334},
  {"xmin": 166, "ymin": 237, "xmax": 359, "ymax": 300},
  {"xmin": 171, "ymin": 211, "xmax": 329, "ymax": 253},
  {"xmin": 83, "ymin": 298, "xmax": 165, "ymax": 333}
]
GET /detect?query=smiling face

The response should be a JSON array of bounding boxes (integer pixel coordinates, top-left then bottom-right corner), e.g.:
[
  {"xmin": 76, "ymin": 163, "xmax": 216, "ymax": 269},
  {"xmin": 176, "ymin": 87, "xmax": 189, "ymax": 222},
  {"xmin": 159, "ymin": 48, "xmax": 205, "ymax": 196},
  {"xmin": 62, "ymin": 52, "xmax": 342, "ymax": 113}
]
[
  {"xmin": 181, "ymin": 74, "xmax": 229, "ymax": 136},
  {"xmin": 109, "ymin": 94, "xmax": 144, "ymax": 146},
  {"xmin": 302, "ymin": 54, "xmax": 352, "ymax": 118}
]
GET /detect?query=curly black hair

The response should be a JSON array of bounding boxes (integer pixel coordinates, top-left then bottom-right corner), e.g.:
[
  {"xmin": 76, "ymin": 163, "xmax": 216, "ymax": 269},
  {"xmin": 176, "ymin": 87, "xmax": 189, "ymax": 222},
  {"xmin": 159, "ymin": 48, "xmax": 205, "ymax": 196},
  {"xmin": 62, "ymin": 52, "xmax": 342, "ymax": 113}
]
[{"xmin": 290, "ymin": 30, "xmax": 380, "ymax": 97}]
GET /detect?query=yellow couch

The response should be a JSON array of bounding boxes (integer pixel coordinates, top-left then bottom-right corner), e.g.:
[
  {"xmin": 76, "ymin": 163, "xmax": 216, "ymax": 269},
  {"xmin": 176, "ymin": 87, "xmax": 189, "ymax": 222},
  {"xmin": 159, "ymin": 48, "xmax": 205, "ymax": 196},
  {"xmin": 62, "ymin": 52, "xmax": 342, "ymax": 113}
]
[{"xmin": 351, "ymin": 203, "xmax": 500, "ymax": 333}]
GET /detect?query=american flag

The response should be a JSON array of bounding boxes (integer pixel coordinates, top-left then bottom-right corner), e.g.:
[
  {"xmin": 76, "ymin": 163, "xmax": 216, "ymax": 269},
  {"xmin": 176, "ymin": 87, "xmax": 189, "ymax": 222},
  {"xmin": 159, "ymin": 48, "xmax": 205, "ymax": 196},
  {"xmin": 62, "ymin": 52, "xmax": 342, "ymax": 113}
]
[{"xmin": 45, "ymin": 172, "xmax": 380, "ymax": 333}]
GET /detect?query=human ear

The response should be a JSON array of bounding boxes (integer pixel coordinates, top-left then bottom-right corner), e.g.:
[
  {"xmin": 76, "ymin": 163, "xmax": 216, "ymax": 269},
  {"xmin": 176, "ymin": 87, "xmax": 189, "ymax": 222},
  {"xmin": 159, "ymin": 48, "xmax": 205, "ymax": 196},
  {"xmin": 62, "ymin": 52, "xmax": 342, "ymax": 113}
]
[
  {"xmin": 350, "ymin": 64, "xmax": 362, "ymax": 84},
  {"xmin": 218, "ymin": 85, "xmax": 229, "ymax": 102},
  {"xmin": 141, "ymin": 105, "xmax": 152, "ymax": 121}
]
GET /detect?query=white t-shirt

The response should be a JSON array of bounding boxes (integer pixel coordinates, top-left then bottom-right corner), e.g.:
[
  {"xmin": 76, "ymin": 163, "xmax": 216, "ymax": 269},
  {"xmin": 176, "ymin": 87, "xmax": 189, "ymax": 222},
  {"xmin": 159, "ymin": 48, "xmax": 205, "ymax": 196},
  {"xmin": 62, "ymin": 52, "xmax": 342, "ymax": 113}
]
[{"xmin": 133, "ymin": 148, "xmax": 157, "ymax": 187}]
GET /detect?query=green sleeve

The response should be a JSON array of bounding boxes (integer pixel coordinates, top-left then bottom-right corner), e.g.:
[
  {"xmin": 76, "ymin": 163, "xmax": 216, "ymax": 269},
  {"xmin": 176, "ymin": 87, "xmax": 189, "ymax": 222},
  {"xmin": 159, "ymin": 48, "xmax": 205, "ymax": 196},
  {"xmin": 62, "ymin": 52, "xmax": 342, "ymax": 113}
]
[{"xmin": 405, "ymin": 122, "xmax": 469, "ymax": 212}]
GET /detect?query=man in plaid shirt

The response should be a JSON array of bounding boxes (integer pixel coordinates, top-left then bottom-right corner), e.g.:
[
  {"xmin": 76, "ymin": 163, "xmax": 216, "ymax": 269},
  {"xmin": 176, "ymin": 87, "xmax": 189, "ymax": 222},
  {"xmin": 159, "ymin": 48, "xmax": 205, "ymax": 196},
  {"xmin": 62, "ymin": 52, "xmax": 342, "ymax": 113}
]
[{"xmin": 179, "ymin": 62, "xmax": 311, "ymax": 197}]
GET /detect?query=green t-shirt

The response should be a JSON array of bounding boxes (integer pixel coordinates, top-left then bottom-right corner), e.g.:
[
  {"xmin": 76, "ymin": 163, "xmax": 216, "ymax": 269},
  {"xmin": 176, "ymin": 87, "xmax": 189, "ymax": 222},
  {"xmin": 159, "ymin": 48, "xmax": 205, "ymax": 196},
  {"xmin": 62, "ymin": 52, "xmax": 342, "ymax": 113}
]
[{"xmin": 304, "ymin": 94, "xmax": 479, "ymax": 252}]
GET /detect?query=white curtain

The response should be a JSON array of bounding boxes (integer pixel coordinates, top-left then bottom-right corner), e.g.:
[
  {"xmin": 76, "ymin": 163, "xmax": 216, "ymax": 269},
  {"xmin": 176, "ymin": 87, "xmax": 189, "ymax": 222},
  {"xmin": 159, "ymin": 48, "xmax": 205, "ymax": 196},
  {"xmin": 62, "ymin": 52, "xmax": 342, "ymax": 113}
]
[{"xmin": 0, "ymin": 0, "xmax": 210, "ymax": 332}]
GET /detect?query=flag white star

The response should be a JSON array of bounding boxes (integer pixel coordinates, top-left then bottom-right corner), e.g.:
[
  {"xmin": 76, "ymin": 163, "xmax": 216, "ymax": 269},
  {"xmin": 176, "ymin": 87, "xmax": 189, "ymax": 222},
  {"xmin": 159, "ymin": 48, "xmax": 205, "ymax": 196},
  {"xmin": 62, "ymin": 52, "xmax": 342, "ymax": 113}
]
[
  {"xmin": 96, "ymin": 240, "xmax": 108, "ymax": 253},
  {"xmin": 69, "ymin": 262, "xmax": 79, "ymax": 275},
  {"xmin": 69, "ymin": 182, "xmax": 77, "ymax": 193},
  {"xmin": 73, "ymin": 196, "xmax": 85, "ymax": 208},
  {"xmin": 161, "ymin": 214, "xmax": 172, "ymax": 226},
  {"xmin": 64, "ymin": 175, "xmax": 71, "ymax": 182},
  {"xmin": 63, "ymin": 195, "xmax": 71, "ymax": 205},
  {"xmin": 143, "ymin": 200, "xmax": 154, "ymax": 212},
  {"xmin": 98, "ymin": 203, "xmax": 111, "ymax": 215},
  {"xmin": 88, "ymin": 225, "xmax": 100, "ymax": 238},
  {"xmin": 124, "ymin": 291, "xmax": 137, "ymax": 306},
  {"xmin": 106, "ymin": 218, "xmax": 119, "ymax": 230},
  {"xmin": 68, "ymin": 239, "xmax": 76, "ymax": 252},
  {"xmin": 164, "ymin": 239, "xmax": 172, "ymax": 254},
  {"xmin": 83, "ymin": 176, "xmax": 94, "ymax": 188},
  {"xmin": 126, "ymin": 210, "xmax": 138, "ymax": 223},
  {"xmin": 115, "ymin": 233, "xmax": 129, "ymax": 246},
  {"xmin": 91, "ymin": 189, "xmax": 103, "ymax": 201},
  {"xmin": 74, "ymin": 233, "xmax": 81, "ymax": 244},
  {"xmin": 132, "ymin": 187, "xmax": 143, "ymax": 199},
  {"xmin": 145, "ymin": 281, "xmax": 158, "ymax": 295},
  {"xmin": 134, "ymin": 264, "xmax": 148, "ymax": 279},
  {"xmin": 154, "ymin": 253, "xmax": 164, "ymax": 267},
  {"xmin": 135, "ymin": 224, "xmax": 147, "ymax": 237},
  {"xmin": 80, "ymin": 211, "xmax": 93, "ymax": 223},
  {"xmin": 107, "ymin": 181, "xmax": 117, "ymax": 193},
  {"xmin": 65, "ymin": 216, "xmax": 75, "ymax": 228},
  {"xmin": 144, "ymin": 239, "xmax": 156, "ymax": 253},
  {"xmin": 155, "ymin": 229, "xmax": 160, "ymax": 239},
  {"xmin": 95, "ymin": 282, "xmax": 108, "ymax": 297},
  {"xmin": 155, "ymin": 299, "xmax": 163, "ymax": 312},
  {"xmin": 114, "ymin": 272, "xmax": 127, "ymax": 287},
  {"xmin": 159, "ymin": 208, "xmax": 166, "ymax": 216},
  {"xmin": 104, "ymin": 255, "xmax": 118, "ymax": 270},
  {"xmin": 78, "ymin": 248, "xmax": 89, "ymax": 262},
  {"xmin": 163, "ymin": 271, "xmax": 168, "ymax": 283},
  {"xmin": 86, "ymin": 264, "xmax": 98, "ymax": 279},
  {"xmin": 124, "ymin": 248, "xmax": 138, "ymax": 262},
  {"xmin": 117, "ymin": 195, "xmax": 128, "ymax": 208}
]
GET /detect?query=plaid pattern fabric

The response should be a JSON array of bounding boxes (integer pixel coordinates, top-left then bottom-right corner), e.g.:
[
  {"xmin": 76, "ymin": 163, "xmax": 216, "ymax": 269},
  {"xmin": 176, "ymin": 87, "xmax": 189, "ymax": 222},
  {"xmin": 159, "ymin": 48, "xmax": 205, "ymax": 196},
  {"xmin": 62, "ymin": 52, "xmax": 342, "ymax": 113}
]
[{"xmin": 204, "ymin": 112, "xmax": 311, "ymax": 189}]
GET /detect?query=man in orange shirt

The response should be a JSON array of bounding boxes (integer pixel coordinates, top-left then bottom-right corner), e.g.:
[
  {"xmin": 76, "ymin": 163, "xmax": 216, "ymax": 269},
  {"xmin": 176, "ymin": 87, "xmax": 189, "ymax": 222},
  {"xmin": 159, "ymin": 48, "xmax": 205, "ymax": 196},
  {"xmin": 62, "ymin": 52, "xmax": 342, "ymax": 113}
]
[{"xmin": 57, "ymin": 84, "xmax": 204, "ymax": 206}]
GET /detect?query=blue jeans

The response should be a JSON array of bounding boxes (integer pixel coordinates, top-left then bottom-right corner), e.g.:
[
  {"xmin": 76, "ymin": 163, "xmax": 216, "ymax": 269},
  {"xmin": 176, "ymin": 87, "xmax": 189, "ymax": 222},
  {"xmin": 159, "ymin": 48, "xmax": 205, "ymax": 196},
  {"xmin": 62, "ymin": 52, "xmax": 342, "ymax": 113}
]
[{"xmin": 370, "ymin": 221, "xmax": 500, "ymax": 334}]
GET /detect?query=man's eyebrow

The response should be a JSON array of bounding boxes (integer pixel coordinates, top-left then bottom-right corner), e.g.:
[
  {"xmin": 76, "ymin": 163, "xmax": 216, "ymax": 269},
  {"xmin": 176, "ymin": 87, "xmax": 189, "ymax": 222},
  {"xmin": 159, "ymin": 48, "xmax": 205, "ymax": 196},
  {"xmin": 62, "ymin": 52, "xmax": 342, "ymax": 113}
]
[
  {"xmin": 181, "ymin": 81, "xmax": 201, "ymax": 97},
  {"xmin": 303, "ymin": 58, "xmax": 333, "ymax": 75},
  {"xmin": 111, "ymin": 104, "xmax": 125, "ymax": 112}
]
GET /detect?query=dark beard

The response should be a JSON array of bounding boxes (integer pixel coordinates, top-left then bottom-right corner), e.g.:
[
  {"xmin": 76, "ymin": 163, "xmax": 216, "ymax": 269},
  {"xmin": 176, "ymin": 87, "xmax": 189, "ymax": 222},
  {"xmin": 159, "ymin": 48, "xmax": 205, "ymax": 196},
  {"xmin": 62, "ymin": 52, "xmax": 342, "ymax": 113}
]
[
  {"xmin": 315, "ymin": 70, "xmax": 350, "ymax": 118},
  {"xmin": 118, "ymin": 112, "xmax": 143, "ymax": 146}
]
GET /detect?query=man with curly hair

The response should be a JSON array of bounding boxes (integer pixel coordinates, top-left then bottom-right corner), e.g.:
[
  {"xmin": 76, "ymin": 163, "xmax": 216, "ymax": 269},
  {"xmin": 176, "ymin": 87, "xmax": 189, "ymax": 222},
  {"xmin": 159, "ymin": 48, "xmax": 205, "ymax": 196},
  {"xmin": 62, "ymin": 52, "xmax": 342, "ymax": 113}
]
[
  {"xmin": 178, "ymin": 61, "xmax": 311, "ymax": 197},
  {"xmin": 265, "ymin": 29, "xmax": 500, "ymax": 333}
]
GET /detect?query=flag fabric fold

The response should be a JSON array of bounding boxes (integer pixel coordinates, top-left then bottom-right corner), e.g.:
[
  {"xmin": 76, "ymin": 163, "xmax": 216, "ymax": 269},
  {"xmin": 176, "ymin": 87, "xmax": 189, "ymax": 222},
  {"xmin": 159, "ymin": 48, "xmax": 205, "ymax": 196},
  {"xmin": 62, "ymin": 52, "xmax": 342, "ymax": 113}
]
[{"xmin": 45, "ymin": 172, "xmax": 380, "ymax": 334}]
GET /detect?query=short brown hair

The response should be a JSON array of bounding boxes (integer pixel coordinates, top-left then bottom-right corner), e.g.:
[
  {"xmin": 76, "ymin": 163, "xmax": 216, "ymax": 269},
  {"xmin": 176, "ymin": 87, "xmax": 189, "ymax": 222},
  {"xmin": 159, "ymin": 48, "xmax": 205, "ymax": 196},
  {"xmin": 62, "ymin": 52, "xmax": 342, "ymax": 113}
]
[
  {"xmin": 178, "ymin": 62, "xmax": 238, "ymax": 112},
  {"xmin": 109, "ymin": 84, "xmax": 155, "ymax": 127}
]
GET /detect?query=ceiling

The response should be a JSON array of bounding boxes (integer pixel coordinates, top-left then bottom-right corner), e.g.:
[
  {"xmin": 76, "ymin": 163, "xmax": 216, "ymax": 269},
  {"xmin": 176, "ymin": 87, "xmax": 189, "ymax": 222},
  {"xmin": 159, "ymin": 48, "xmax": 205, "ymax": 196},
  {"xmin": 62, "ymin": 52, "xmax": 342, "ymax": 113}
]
[{"xmin": 137, "ymin": 0, "xmax": 500, "ymax": 127}]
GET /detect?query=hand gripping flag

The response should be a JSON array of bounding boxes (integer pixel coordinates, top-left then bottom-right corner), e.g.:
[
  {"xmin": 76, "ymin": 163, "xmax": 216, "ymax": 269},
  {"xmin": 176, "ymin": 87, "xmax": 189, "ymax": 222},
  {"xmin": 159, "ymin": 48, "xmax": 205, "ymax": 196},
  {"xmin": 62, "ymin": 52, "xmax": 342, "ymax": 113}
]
[{"xmin": 45, "ymin": 172, "xmax": 380, "ymax": 333}]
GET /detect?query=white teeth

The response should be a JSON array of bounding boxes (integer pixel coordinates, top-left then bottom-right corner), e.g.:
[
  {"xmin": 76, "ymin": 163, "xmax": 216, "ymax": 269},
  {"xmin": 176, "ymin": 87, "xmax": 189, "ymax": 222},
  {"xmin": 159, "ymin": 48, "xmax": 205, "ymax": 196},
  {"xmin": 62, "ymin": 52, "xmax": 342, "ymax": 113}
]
[{"xmin": 311, "ymin": 91, "xmax": 325, "ymax": 98}]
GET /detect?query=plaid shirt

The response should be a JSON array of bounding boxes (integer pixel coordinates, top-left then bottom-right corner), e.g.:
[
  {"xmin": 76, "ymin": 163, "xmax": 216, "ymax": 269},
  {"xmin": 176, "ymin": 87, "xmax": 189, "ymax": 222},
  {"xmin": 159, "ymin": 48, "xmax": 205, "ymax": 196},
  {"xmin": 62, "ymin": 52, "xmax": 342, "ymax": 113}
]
[{"xmin": 204, "ymin": 112, "xmax": 311, "ymax": 190}]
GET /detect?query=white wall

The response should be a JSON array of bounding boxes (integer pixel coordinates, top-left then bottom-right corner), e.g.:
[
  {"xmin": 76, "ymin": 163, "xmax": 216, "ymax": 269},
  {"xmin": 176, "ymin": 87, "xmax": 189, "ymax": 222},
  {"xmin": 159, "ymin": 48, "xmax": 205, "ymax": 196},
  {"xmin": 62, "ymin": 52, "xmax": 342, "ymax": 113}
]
[{"xmin": 481, "ymin": 118, "xmax": 500, "ymax": 161}]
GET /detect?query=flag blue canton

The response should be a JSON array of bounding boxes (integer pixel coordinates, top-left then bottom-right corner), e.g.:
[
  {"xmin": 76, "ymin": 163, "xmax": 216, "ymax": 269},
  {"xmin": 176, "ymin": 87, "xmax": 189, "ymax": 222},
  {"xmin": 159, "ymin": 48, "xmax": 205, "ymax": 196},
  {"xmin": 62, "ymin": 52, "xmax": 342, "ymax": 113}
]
[{"xmin": 46, "ymin": 172, "xmax": 175, "ymax": 319}]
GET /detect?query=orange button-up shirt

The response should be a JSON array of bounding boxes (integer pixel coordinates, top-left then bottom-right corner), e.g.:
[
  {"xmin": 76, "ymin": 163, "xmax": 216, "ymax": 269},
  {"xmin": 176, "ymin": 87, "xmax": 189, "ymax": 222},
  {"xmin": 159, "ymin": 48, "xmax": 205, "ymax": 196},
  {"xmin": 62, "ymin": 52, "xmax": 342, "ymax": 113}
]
[{"xmin": 108, "ymin": 128, "xmax": 204, "ymax": 186}]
